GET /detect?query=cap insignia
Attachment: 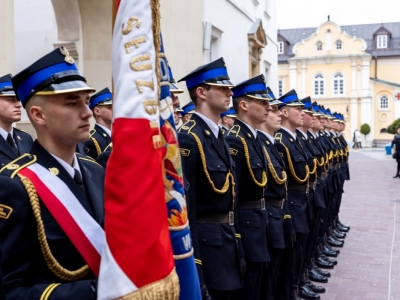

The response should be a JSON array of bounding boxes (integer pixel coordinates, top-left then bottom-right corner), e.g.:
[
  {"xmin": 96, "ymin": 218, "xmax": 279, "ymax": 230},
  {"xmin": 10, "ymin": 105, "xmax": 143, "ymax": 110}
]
[
  {"xmin": 60, "ymin": 47, "xmax": 74, "ymax": 64},
  {"xmin": 48, "ymin": 167, "xmax": 59, "ymax": 176}
]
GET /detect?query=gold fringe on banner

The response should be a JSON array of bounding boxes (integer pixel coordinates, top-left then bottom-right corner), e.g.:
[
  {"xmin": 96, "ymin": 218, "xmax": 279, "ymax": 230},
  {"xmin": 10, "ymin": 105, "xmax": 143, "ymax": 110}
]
[{"xmin": 115, "ymin": 268, "xmax": 180, "ymax": 300}]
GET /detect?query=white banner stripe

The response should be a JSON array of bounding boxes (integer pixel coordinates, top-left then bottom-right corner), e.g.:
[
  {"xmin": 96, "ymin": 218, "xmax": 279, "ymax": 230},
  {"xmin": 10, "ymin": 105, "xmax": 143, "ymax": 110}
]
[
  {"xmin": 27, "ymin": 163, "xmax": 104, "ymax": 255},
  {"xmin": 112, "ymin": 0, "xmax": 159, "ymax": 122},
  {"xmin": 97, "ymin": 242, "xmax": 138, "ymax": 300}
]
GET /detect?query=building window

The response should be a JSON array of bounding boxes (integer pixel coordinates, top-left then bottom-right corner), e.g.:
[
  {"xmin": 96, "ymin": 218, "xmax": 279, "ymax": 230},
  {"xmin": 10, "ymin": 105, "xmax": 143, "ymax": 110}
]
[
  {"xmin": 278, "ymin": 42, "xmax": 284, "ymax": 54},
  {"xmin": 377, "ymin": 35, "xmax": 388, "ymax": 49},
  {"xmin": 380, "ymin": 95, "xmax": 389, "ymax": 109},
  {"xmin": 209, "ymin": 36, "xmax": 219, "ymax": 62},
  {"xmin": 314, "ymin": 74, "xmax": 324, "ymax": 95},
  {"xmin": 333, "ymin": 73, "xmax": 344, "ymax": 95},
  {"xmin": 278, "ymin": 80, "xmax": 283, "ymax": 97},
  {"xmin": 336, "ymin": 40, "xmax": 342, "ymax": 50},
  {"xmin": 316, "ymin": 41, "xmax": 322, "ymax": 51}
]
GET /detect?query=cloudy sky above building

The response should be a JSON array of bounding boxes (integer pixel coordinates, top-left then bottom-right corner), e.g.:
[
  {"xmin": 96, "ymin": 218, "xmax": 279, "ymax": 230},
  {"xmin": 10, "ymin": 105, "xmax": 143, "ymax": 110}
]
[{"xmin": 277, "ymin": 0, "xmax": 400, "ymax": 29}]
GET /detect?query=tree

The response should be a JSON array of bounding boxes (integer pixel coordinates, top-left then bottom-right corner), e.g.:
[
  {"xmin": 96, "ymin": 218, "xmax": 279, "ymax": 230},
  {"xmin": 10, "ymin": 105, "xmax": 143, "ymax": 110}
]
[
  {"xmin": 387, "ymin": 118, "xmax": 400, "ymax": 134},
  {"xmin": 360, "ymin": 123, "xmax": 371, "ymax": 139}
]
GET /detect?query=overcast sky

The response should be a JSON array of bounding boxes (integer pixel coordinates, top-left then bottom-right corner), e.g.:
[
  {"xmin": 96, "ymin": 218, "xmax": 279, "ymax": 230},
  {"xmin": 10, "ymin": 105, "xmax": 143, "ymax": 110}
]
[{"xmin": 277, "ymin": 0, "xmax": 400, "ymax": 29}]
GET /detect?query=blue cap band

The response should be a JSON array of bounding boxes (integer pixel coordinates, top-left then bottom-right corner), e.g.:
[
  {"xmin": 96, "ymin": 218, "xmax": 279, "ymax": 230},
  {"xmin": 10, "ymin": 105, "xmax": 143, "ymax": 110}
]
[
  {"xmin": 182, "ymin": 103, "xmax": 195, "ymax": 116},
  {"xmin": 89, "ymin": 92, "xmax": 112, "ymax": 109},
  {"xmin": 281, "ymin": 94, "xmax": 298, "ymax": 103},
  {"xmin": 232, "ymin": 83, "xmax": 267, "ymax": 98},
  {"xmin": 0, "ymin": 82, "xmax": 12, "ymax": 90},
  {"xmin": 17, "ymin": 62, "xmax": 78, "ymax": 103},
  {"xmin": 186, "ymin": 67, "xmax": 228, "ymax": 89},
  {"xmin": 220, "ymin": 109, "xmax": 236, "ymax": 118}
]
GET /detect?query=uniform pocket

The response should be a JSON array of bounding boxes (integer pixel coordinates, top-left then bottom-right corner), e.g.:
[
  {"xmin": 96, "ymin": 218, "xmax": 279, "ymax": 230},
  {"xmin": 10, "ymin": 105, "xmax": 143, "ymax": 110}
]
[
  {"xmin": 198, "ymin": 229, "xmax": 222, "ymax": 246},
  {"xmin": 239, "ymin": 211, "xmax": 261, "ymax": 228}
]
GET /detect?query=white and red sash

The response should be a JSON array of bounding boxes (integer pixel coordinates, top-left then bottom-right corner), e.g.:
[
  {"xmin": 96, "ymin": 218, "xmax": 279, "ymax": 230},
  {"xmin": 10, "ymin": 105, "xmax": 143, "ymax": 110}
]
[{"xmin": 19, "ymin": 163, "xmax": 104, "ymax": 276}]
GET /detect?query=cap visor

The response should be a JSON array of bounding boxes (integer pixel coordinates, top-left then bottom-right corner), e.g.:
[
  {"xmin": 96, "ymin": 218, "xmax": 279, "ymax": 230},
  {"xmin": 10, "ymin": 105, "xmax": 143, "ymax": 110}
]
[
  {"xmin": 206, "ymin": 79, "xmax": 235, "ymax": 88},
  {"xmin": 0, "ymin": 91, "xmax": 16, "ymax": 97},
  {"xmin": 247, "ymin": 94, "xmax": 273, "ymax": 101},
  {"xmin": 97, "ymin": 100, "xmax": 113, "ymax": 106},
  {"xmin": 35, "ymin": 80, "xmax": 96, "ymax": 95},
  {"xmin": 269, "ymin": 99, "xmax": 283, "ymax": 105},
  {"xmin": 169, "ymin": 82, "xmax": 184, "ymax": 94}
]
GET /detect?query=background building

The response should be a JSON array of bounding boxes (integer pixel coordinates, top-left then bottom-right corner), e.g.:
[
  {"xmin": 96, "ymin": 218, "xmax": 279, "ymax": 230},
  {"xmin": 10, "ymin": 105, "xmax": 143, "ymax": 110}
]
[
  {"xmin": 1, "ymin": 0, "xmax": 278, "ymax": 137},
  {"xmin": 278, "ymin": 18, "xmax": 400, "ymax": 144}
]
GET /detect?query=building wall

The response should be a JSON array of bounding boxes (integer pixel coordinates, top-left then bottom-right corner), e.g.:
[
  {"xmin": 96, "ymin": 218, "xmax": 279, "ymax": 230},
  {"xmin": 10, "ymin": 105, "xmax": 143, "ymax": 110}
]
[
  {"xmin": 276, "ymin": 21, "xmax": 400, "ymax": 144},
  {"xmin": 160, "ymin": 0, "xmax": 204, "ymax": 105}
]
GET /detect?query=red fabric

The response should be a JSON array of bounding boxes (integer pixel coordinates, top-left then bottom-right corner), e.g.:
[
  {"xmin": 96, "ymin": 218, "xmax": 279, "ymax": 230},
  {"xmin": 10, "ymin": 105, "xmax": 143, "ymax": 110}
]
[
  {"xmin": 104, "ymin": 118, "xmax": 174, "ymax": 287},
  {"xmin": 19, "ymin": 168, "xmax": 101, "ymax": 275}
]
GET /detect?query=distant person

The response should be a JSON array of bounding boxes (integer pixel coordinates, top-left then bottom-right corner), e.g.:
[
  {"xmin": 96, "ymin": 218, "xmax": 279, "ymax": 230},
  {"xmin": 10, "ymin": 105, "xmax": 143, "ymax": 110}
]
[
  {"xmin": 392, "ymin": 127, "xmax": 400, "ymax": 178},
  {"xmin": 353, "ymin": 129, "xmax": 361, "ymax": 151}
]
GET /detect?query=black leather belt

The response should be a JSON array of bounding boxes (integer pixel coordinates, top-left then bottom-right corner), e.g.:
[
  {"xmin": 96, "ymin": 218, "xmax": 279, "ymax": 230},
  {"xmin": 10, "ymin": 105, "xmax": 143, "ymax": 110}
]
[
  {"xmin": 264, "ymin": 198, "xmax": 285, "ymax": 209},
  {"xmin": 288, "ymin": 183, "xmax": 308, "ymax": 194},
  {"xmin": 197, "ymin": 211, "xmax": 234, "ymax": 226},
  {"xmin": 239, "ymin": 198, "xmax": 265, "ymax": 210}
]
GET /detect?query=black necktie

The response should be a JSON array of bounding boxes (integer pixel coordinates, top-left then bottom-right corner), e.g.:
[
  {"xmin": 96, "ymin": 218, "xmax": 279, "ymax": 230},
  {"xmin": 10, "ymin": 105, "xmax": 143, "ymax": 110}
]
[
  {"xmin": 218, "ymin": 129, "xmax": 225, "ymax": 150},
  {"xmin": 73, "ymin": 169, "xmax": 87, "ymax": 196},
  {"xmin": 6, "ymin": 133, "xmax": 18, "ymax": 155}
]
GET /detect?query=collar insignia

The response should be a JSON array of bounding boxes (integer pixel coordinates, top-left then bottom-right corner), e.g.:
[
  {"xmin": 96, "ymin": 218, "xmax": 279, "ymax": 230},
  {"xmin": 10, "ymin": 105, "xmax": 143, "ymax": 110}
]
[{"xmin": 48, "ymin": 167, "xmax": 59, "ymax": 176}]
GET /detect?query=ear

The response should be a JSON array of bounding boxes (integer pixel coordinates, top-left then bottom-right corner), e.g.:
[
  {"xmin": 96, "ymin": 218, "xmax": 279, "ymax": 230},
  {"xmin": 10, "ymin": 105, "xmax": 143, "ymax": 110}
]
[
  {"xmin": 93, "ymin": 106, "xmax": 101, "ymax": 116},
  {"xmin": 280, "ymin": 107, "xmax": 289, "ymax": 118},
  {"xmin": 196, "ymin": 86, "xmax": 207, "ymax": 101},
  {"xmin": 238, "ymin": 99, "xmax": 248, "ymax": 112},
  {"xmin": 29, "ymin": 105, "xmax": 46, "ymax": 126}
]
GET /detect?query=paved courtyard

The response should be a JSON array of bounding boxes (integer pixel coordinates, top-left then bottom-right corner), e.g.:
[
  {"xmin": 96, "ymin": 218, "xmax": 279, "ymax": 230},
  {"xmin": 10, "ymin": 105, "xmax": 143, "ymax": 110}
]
[{"xmin": 323, "ymin": 148, "xmax": 400, "ymax": 300}]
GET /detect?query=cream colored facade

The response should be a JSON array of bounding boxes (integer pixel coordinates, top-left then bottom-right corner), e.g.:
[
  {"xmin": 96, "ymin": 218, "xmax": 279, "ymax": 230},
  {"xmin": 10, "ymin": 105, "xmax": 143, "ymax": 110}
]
[{"xmin": 278, "ymin": 20, "xmax": 400, "ymax": 145}]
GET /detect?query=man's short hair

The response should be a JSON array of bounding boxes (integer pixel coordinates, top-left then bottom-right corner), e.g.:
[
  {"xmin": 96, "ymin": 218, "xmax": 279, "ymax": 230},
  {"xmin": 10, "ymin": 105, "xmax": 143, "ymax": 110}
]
[{"xmin": 188, "ymin": 84, "xmax": 210, "ymax": 105}]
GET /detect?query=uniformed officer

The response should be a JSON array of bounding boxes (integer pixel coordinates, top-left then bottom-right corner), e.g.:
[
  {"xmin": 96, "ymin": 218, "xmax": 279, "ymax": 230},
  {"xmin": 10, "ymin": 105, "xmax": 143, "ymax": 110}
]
[
  {"xmin": 296, "ymin": 97, "xmax": 327, "ymax": 296},
  {"xmin": 317, "ymin": 107, "xmax": 344, "ymax": 262},
  {"xmin": 85, "ymin": 88, "xmax": 113, "ymax": 159},
  {"xmin": 273, "ymin": 90, "xmax": 314, "ymax": 300},
  {"xmin": 306, "ymin": 102, "xmax": 333, "ymax": 280},
  {"xmin": 0, "ymin": 47, "xmax": 104, "ymax": 299},
  {"xmin": 219, "ymin": 107, "xmax": 236, "ymax": 135},
  {"xmin": 257, "ymin": 91, "xmax": 291, "ymax": 300},
  {"xmin": 178, "ymin": 57, "xmax": 244, "ymax": 300},
  {"xmin": 225, "ymin": 74, "xmax": 271, "ymax": 300},
  {"xmin": 0, "ymin": 74, "xmax": 33, "ymax": 167},
  {"xmin": 169, "ymin": 65, "xmax": 185, "ymax": 127},
  {"xmin": 180, "ymin": 101, "xmax": 195, "ymax": 125}
]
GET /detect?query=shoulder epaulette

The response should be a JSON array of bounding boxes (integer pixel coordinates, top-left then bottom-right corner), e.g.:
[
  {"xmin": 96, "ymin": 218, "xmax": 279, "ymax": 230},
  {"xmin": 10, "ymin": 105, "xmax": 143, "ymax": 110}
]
[
  {"xmin": 78, "ymin": 156, "xmax": 102, "ymax": 167},
  {"xmin": 14, "ymin": 127, "xmax": 29, "ymax": 134},
  {"xmin": 227, "ymin": 124, "xmax": 240, "ymax": 137},
  {"xmin": 104, "ymin": 142, "xmax": 113, "ymax": 152},
  {"xmin": 274, "ymin": 132, "xmax": 282, "ymax": 143},
  {"xmin": 89, "ymin": 129, "xmax": 96, "ymax": 138},
  {"xmin": 178, "ymin": 120, "xmax": 196, "ymax": 133},
  {"xmin": 0, "ymin": 153, "xmax": 36, "ymax": 178}
]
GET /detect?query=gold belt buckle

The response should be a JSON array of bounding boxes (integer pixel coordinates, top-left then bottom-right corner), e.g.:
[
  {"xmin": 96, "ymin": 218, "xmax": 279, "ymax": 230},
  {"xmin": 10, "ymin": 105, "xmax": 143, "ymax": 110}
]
[
  {"xmin": 229, "ymin": 211, "xmax": 234, "ymax": 226},
  {"xmin": 260, "ymin": 198, "xmax": 265, "ymax": 210},
  {"xmin": 281, "ymin": 198, "xmax": 285, "ymax": 209}
]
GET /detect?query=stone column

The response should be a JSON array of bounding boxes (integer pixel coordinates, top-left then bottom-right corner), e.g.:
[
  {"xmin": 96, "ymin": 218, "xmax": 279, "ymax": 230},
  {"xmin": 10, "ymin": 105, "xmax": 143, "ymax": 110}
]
[
  {"xmin": 301, "ymin": 59, "xmax": 307, "ymax": 97},
  {"xmin": 289, "ymin": 61, "xmax": 297, "ymax": 90},
  {"xmin": 0, "ymin": 0, "xmax": 14, "ymax": 75}
]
